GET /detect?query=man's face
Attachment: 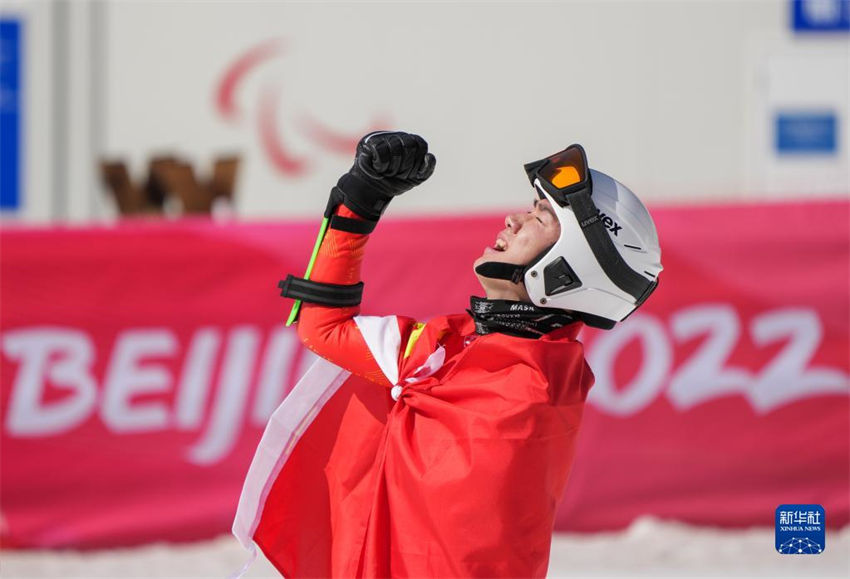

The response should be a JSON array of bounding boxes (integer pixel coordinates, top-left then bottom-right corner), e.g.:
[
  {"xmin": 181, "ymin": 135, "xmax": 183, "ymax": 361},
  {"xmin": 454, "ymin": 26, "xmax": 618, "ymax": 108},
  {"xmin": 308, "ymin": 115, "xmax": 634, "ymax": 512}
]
[{"xmin": 474, "ymin": 197, "xmax": 562, "ymax": 300}]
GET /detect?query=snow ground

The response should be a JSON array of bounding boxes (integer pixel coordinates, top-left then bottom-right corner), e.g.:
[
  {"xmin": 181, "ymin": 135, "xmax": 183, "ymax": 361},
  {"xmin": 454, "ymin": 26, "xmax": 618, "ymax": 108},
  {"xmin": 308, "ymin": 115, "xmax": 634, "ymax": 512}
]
[{"xmin": 2, "ymin": 517, "xmax": 848, "ymax": 579}]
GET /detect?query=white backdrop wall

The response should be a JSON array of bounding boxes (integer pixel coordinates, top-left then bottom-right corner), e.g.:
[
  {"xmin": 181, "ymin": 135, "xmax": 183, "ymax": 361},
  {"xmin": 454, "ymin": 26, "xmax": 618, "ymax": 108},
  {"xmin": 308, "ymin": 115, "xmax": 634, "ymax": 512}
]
[{"xmin": 3, "ymin": 0, "xmax": 849, "ymax": 222}]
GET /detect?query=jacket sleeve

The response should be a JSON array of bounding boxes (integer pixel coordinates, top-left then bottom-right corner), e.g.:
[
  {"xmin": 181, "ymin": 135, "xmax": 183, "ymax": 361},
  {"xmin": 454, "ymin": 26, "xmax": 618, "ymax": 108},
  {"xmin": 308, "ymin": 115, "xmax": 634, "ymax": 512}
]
[{"xmin": 296, "ymin": 205, "xmax": 420, "ymax": 388}]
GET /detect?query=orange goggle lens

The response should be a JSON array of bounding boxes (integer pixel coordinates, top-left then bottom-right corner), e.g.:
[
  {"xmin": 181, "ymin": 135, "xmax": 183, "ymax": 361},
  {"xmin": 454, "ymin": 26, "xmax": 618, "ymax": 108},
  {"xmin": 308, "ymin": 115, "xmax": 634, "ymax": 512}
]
[{"xmin": 537, "ymin": 145, "xmax": 588, "ymax": 190}]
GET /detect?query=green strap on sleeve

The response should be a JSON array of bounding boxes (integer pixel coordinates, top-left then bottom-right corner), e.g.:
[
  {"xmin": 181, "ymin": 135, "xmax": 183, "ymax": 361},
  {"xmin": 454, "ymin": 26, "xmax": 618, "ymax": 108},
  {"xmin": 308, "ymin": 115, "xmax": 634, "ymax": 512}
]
[{"xmin": 285, "ymin": 217, "xmax": 330, "ymax": 326}]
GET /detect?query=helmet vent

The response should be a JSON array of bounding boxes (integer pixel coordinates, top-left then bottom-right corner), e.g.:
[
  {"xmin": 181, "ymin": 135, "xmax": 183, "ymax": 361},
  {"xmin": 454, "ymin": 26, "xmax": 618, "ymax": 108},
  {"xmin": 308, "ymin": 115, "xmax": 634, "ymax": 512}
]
[{"xmin": 624, "ymin": 244, "xmax": 643, "ymax": 251}]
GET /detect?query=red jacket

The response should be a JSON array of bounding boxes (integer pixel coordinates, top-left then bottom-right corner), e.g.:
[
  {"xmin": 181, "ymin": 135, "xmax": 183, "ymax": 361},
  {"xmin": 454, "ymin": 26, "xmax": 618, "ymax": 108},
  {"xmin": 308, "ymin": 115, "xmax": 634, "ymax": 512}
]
[{"xmin": 233, "ymin": 207, "xmax": 594, "ymax": 578}]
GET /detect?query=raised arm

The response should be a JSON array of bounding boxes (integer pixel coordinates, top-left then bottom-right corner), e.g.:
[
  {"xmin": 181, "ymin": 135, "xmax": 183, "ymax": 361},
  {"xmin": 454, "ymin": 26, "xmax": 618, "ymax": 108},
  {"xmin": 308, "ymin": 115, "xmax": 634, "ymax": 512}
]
[{"xmin": 280, "ymin": 131, "xmax": 436, "ymax": 387}]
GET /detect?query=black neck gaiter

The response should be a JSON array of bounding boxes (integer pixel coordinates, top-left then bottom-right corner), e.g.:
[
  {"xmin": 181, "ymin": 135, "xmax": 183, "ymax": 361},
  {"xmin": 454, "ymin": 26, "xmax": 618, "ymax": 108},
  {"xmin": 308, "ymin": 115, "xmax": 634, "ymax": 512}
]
[{"xmin": 467, "ymin": 296, "xmax": 577, "ymax": 339}]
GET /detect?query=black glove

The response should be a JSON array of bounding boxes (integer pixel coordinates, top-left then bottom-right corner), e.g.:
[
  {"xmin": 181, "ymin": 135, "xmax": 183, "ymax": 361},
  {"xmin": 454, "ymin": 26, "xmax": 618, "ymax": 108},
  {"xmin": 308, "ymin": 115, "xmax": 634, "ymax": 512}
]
[{"xmin": 326, "ymin": 131, "xmax": 436, "ymax": 221}]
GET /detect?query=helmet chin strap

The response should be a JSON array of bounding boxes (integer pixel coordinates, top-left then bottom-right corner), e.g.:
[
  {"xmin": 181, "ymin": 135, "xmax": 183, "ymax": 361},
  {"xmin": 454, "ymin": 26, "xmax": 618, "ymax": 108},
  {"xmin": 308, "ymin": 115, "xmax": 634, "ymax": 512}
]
[
  {"xmin": 474, "ymin": 261, "xmax": 526, "ymax": 284},
  {"xmin": 474, "ymin": 246, "xmax": 553, "ymax": 285}
]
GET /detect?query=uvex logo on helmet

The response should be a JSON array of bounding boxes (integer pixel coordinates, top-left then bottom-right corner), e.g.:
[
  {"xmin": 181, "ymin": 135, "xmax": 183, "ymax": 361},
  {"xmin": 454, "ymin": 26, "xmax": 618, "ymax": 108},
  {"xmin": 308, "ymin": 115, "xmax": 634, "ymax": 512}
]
[{"xmin": 580, "ymin": 210, "xmax": 623, "ymax": 236}]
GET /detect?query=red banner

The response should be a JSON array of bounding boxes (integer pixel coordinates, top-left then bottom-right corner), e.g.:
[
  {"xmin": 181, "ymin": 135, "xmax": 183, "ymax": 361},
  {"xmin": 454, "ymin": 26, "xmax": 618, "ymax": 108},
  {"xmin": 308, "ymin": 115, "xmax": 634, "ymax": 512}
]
[{"xmin": 1, "ymin": 200, "xmax": 848, "ymax": 548}]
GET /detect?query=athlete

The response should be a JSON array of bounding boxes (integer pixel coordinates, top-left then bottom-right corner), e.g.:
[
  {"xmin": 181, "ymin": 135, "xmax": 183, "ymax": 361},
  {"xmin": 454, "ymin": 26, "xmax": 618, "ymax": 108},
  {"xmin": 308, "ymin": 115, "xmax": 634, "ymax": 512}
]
[{"xmin": 233, "ymin": 131, "xmax": 663, "ymax": 578}]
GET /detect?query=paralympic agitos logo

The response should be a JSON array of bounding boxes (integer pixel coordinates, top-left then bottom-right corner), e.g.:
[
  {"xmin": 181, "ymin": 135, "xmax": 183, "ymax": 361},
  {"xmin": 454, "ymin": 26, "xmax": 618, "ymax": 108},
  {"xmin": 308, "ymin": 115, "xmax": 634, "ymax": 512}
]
[{"xmin": 214, "ymin": 39, "xmax": 388, "ymax": 177}]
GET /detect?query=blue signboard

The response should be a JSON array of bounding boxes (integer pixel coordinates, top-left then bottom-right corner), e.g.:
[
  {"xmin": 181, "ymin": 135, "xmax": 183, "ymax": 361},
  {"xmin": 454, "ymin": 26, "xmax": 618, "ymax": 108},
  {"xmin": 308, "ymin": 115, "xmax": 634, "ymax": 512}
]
[
  {"xmin": 792, "ymin": 0, "xmax": 850, "ymax": 32},
  {"xmin": 0, "ymin": 19, "xmax": 22, "ymax": 211},
  {"xmin": 775, "ymin": 112, "xmax": 839, "ymax": 154}
]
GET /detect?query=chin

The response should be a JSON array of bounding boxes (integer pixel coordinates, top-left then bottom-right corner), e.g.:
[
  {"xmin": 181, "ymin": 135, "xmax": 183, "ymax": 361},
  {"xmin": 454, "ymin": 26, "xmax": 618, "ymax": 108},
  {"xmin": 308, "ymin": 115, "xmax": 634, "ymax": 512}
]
[
  {"xmin": 472, "ymin": 254, "xmax": 490, "ymax": 286},
  {"xmin": 474, "ymin": 247, "xmax": 510, "ymax": 269}
]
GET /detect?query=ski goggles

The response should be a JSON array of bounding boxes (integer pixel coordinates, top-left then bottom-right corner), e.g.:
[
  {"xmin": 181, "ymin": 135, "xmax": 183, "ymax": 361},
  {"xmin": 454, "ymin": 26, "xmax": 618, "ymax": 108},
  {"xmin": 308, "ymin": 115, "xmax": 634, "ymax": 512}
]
[{"xmin": 523, "ymin": 144, "xmax": 591, "ymax": 207}]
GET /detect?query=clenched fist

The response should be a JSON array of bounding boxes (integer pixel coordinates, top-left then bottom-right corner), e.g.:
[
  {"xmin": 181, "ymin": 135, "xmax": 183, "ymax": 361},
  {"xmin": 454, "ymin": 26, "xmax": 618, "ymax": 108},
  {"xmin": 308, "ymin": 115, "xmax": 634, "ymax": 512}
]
[
  {"xmin": 328, "ymin": 131, "xmax": 436, "ymax": 221},
  {"xmin": 352, "ymin": 131, "xmax": 436, "ymax": 197}
]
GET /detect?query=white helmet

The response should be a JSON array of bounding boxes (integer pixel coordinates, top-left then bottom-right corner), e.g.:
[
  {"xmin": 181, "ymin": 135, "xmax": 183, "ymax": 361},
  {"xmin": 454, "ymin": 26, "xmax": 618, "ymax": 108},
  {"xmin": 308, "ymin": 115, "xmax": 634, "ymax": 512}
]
[{"xmin": 475, "ymin": 144, "xmax": 662, "ymax": 329}]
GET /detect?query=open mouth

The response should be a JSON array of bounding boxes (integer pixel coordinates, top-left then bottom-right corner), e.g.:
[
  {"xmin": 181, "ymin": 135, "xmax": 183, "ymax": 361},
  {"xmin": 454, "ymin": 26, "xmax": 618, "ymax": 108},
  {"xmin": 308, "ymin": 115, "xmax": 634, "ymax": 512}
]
[{"xmin": 483, "ymin": 234, "xmax": 508, "ymax": 256}]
